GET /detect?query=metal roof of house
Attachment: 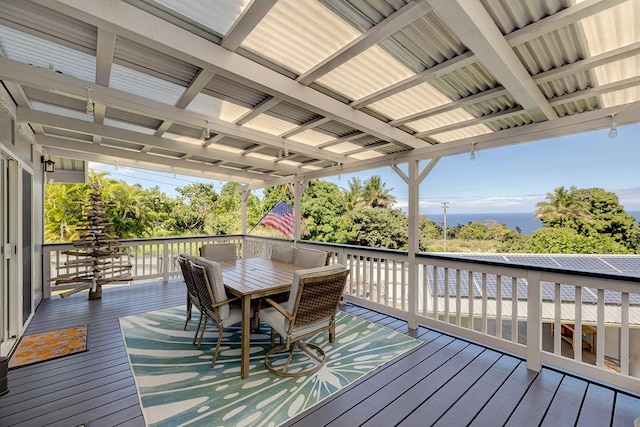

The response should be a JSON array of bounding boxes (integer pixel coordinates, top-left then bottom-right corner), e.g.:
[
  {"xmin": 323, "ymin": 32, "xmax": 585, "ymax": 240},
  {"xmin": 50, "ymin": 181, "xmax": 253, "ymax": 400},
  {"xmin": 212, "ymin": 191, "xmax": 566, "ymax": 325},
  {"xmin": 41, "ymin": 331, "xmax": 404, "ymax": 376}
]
[{"xmin": 1, "ymin": 0, "xmax": 639, "ymax": 188}]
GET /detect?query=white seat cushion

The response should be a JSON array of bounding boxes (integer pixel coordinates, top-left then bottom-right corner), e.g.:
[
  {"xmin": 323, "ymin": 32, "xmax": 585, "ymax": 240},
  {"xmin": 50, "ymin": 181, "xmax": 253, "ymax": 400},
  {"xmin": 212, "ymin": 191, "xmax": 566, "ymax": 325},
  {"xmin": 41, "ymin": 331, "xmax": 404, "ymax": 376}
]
[
  {"xmin": 270, "ymin": 245, "xmax": 295, "ymax": 263},
  {"xmin": 294, "ymin": 248, "xmax": 327, "ymax": 268},
  {"xmin": 200, "ymin": 243, "xmax": 237, "ymax": 262}
]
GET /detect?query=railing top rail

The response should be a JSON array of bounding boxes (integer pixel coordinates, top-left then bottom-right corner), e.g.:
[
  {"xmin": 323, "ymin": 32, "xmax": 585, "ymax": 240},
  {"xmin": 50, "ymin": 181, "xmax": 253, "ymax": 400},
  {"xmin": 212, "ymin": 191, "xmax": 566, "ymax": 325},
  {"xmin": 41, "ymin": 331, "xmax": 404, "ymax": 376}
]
[
  {"xmin": 423, "ymin": 253, "xmax": 640, "ymax": 284},
  {"xmin": 44, "ymin": 234, "xmax": 640, "ymax": 284}
]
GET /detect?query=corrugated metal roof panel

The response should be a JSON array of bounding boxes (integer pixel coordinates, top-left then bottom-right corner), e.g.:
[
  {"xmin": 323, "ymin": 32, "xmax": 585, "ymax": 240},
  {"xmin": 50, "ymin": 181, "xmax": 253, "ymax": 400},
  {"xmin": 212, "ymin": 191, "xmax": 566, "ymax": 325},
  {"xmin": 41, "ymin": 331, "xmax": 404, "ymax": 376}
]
[
  {"xmin": 241, "ymin": 0, "xmax": 360, "ymax": 75},
  {"xmin": 243, "ymin": 114, "xmax": 298, "ymax": 135},
  {"xmin": 203, "ymin": 75, "xmax": 269, "ymax": 108},
  {"xmin": 25, "ymin": 88, "xmax": 87, "ymax": 113},
  {"xmin": 384, "ymin": 12, "xmax": 467, "ymax": 73},
  {"xmin": 109, "ymin": 63, "xmax": 185, "ymax": 106},
  {"xmin": 185, "ymin": 93, "xmax": 250, "ymax": 123},
  {"xmin": 316, "ymin": 44, "xmax": 415, "ymax": 100},
  {"xmin": 268, "ymin": 101, "xmax": 318, "ymax": 124},
  {"xmin": 405, "ymin": 108, "xmax": 478, "ymax": 133},
  {"xmin": 0, "ymin": 1, "xmax": 96, "ymax": 55},
  {"xmin": 430, "ymin": 123, "xmax": 493, "ymax": 143},
  {"xmin": 154, "ymin": 0, "xmax": 250, "ymax": 36},
  {"xmin": 288, "ymin": 130, "xmax": 335, "ymax": 146},
  {"xmin": 0, "ymin": 25, "xmax": 96, "ymax": 83},
  {"xmin": 480, "ymin": 0, "xmax": 568, "ymax": 35},
  {"xmin": 315, "ymin": 121, "xmax": 358, "ymax": 137},
  {"xmin": 113, "ymin": 37, "xmax": 199, "ymax": 87},
  {"xmin": 369, "ymin": 81, "xmax": 451, "ymax": 119}
]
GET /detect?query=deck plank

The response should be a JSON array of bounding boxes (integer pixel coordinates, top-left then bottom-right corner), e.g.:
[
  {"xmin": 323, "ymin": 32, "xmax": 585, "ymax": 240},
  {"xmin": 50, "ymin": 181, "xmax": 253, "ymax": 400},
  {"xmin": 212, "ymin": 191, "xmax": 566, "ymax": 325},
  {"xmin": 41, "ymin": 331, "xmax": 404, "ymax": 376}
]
[{"xmin": 0, "ymin": 279, "xmax": 636, "ymax": 427}]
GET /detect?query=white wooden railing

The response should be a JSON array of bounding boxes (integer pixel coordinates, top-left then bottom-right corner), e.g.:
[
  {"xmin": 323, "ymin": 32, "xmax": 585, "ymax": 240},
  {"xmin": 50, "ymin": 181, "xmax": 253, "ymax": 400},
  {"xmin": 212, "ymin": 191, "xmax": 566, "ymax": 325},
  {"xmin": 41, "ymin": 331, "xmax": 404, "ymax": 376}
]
[{"xmin": 43, "ymin": 235, "xmax": 640, "ymax": 391}]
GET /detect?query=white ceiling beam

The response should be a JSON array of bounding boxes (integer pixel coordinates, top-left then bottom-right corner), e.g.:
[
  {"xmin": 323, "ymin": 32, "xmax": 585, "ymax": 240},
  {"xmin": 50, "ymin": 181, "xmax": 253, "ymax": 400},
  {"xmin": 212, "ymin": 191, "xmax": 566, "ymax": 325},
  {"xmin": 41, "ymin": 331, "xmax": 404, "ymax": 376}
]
[
  {"xmin": 429, "ymin": 0, "xmax": 556, "ymax": 122},
  {"xmin": 220, "ymin": 0, "xmax": 278, "ymax": 51},
  {"xmin": 297, "ymin": 0, "xmax": 433, "ymax": 85},
  {"xmin": 505, "ymin": 0, "xmax": 628, "ymax": 47},
  {"xmin": 95, "ymin": 28, "xmax": 116, "ymax": 86},
  {"xmin": 351, "ymin": 0, "xmax": 625, "ymax": 110},
  {"xmin": 317, "ymin": 131, "xmax": 366, "ymax": 149},
  {"xmin": 350, "ymin": 52, "xmax": 476, "ymax": 108},
  {"xmin": 19, "ymin": 108, "xmax": 305, "ymax": 176},
  {"xmin": 234, "ymin": 96, "xmax": 281, "ymax": 125},
  {"xmin": 0, "ymin": 57, "xmax": 347, "ymax": 164},
  {"xmin": 39, "ymin": 0, "xmax": 426, "ymax": 150},
  {"xmin": 390, "ymin": 86, "xmax": 508, "ymax": 126},
  {"xmin": 42, "ymin": 139, "xmax": 266, "ymax": 184},
  {"xmin": 279, "ymin": 117, "xmax": 332, "ymax": 138},
  {"xmin": 175, "ymin": 68, "xmax": 217, "ymax": 109},
  {"xmin": 414, "ymin": 106, "xmax": 525, "ymax": 138},
  {"xmin": 535, "ymin": 41, "xmax": 640, "ymax": 85},
  {"xmin": 254, "ymin": 102, "xmax": 639, "ymax": 189}
]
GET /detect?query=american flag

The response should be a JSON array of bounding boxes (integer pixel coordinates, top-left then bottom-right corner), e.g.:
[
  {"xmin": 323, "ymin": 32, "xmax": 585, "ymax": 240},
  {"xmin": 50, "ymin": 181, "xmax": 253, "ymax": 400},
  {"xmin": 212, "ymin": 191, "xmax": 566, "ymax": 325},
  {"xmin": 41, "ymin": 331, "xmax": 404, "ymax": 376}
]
[{"xmin": 260, "ymin": 200, "xmax": 296, "ymax": 236}]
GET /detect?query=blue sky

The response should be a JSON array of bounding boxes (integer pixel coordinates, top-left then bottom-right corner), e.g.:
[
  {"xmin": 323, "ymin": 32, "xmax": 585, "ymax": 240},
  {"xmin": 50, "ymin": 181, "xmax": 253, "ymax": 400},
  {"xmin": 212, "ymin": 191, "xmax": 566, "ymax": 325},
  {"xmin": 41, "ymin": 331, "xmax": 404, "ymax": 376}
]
[{"xmin": 91, "ymin": 122, "xmax": 640, "ymax": 215}]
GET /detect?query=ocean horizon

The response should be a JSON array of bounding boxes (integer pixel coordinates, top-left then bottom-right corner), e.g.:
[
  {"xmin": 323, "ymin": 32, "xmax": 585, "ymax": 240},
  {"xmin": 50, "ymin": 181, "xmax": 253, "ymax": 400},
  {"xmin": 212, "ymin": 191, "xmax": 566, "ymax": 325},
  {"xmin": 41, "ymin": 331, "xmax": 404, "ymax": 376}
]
[{"xmin": 424, "ymin": 211, "xmax": 640, "ymax": 235}]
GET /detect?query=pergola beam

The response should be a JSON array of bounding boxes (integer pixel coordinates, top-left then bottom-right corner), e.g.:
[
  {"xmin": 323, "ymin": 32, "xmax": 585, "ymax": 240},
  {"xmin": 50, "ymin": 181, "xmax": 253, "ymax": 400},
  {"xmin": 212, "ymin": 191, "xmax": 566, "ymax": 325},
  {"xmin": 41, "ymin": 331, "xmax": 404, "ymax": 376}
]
[
  {"xmin": 40, "ymin": 0, "xmax": 427, "ymax": 150},
  {"xmin": 297, "ymin": 0, "xmax": 433, "ymax": 85},
  {"xmin": 220, "ymin": 0, "xmax": 278, "ymax": 51},
  {"xmin": 0, "ymin": 57, "xmax": 348, "ymax": 164},
  {"xmin": 19, "ymin": 108, "xmax": 306, "ymax": 176},
  {"xmin": 39, "ymin": 135, "xmax": 272, "ymax": 183},
  {"xmin": 429, "ymin": 0, "xmax": 556, "ymax": 122}
]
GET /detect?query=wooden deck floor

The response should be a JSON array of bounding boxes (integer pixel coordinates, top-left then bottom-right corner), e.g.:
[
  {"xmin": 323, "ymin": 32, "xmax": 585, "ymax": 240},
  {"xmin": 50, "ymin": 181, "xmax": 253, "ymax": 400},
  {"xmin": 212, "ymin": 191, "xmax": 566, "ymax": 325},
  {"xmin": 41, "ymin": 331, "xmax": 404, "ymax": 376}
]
[{"xmin": 1, "ymin": 280, "xmax": 638, "ymax": 427}]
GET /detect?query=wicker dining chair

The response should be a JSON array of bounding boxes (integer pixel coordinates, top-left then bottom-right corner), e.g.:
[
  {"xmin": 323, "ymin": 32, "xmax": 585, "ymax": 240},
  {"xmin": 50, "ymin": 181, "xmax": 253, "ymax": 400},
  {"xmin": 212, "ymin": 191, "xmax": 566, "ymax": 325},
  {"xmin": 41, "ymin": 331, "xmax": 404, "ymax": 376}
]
[
  {"xmin": 258, "ymin": 264, "xmax": 350, "ymax": 377},
  {"xmin": 199, "ymin": 243, "xmax": 238, "ymax": 262},
  {"xmin": 177, "ymin": 254, "xmax": 203, "ymax": 342},
  {"xmin": 189, "ymin": 258, "xmax": 243, "ymax": 368}
]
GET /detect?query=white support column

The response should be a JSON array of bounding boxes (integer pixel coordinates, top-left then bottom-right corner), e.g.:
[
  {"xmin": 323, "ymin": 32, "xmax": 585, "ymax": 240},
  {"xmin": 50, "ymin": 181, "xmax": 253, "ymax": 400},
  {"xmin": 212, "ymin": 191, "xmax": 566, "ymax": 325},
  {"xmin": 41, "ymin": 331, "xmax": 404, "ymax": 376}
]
[
  {"xmin": 241, "ymin": 189, "xmax": 249, "ymax": 258},
  {"xmin": 407, "ymin": 160, "xmax": 418, "ymax": 329},
  {"xmin": 289, "ymin": 180, "xmax": 308, "ymax": 245},
  {"xmin": 392, "ymin": 159, "xmax": 439, "ymax": 329},
  {"xmin": 526, "ymin": 270, "xmax": 543, "ymax": 371}
]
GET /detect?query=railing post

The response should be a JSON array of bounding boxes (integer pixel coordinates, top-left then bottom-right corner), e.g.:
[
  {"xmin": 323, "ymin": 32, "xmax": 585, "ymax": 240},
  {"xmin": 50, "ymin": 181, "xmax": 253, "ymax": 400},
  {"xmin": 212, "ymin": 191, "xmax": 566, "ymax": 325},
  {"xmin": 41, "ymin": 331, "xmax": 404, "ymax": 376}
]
[
  {"xmin": 162, "ymin": 240, "xmax": 169, "ymax": 284},
  {"xmin": 526, "ymin": 270, "xmax": 542, "ymax": 371},
  {"xmin": 42, "ymin": 245, "xmax": 52, "ymax": 298}
]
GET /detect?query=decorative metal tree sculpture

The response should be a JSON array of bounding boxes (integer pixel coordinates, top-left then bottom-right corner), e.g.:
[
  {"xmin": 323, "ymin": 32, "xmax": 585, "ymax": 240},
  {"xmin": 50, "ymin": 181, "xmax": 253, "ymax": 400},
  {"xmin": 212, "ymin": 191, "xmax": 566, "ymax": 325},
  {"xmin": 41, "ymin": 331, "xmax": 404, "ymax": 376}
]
[{"xmin": 51, "ymin": 181, "xmax": 132, "ymax": 300}]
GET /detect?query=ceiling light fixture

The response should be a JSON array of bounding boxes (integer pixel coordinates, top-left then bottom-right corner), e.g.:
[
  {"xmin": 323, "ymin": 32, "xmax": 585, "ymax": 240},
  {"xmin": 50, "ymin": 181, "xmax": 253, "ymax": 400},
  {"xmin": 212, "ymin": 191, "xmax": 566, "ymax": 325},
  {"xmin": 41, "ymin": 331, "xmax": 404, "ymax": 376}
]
[
  {"xmin": 283, "ymin": 142, "xmax": 289, "ymax": 157},
  {"xmin": 85, "ymin": 87, "xmax": 95, "ymax": 116},
  {"xmin": 200, "ymin": 121, "xmax": 211, "ymax": 141},
  {"xmin": 470, "ymin": 142, "xmax": 476, "ymax": 161},
  {"xmin": 608, "ymin": 114, "xmax": 618, "ymax": 138}
]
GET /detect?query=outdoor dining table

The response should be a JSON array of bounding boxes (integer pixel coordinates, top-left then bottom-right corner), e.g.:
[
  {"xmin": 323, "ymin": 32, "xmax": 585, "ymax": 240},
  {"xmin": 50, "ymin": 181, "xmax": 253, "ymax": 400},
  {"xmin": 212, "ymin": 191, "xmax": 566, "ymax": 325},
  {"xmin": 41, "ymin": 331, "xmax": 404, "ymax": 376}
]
[{"xmin": 219, "ymin": 257, "xmax": 299, "ymax": 379}]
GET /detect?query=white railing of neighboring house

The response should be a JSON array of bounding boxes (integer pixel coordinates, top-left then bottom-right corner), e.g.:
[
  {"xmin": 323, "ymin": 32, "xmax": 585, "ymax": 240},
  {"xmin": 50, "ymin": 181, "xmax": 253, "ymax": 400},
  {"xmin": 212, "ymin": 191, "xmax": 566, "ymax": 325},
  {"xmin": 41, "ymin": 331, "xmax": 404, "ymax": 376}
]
[{"xmin": 42, "ymin": 235, "xmax": 640, "ymax": 391}]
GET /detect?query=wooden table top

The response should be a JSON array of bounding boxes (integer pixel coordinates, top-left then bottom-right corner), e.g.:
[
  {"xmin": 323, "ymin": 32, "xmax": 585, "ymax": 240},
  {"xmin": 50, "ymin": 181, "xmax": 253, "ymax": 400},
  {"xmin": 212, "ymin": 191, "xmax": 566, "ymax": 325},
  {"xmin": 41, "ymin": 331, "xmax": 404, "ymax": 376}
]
[{"xmin": 219, "ymin": 257, "xmax": 299, "ymax": 299}]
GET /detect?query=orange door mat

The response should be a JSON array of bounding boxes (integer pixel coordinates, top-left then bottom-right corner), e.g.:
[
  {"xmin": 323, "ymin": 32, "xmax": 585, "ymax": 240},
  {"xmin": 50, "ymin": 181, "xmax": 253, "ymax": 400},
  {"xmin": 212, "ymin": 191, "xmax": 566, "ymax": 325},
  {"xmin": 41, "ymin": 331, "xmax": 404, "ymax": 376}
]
[{"xmin": 9, "ymin": 324, "xmax": 88, "ymax": 369}]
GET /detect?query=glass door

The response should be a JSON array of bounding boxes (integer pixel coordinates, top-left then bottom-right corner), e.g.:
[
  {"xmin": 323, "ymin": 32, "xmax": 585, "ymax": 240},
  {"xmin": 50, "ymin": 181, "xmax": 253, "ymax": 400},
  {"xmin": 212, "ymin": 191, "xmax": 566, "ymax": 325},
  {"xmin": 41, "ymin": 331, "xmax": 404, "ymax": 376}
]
[{"xmin": 0, "ymin": 154, "xmax": 18, "ymax": 356}]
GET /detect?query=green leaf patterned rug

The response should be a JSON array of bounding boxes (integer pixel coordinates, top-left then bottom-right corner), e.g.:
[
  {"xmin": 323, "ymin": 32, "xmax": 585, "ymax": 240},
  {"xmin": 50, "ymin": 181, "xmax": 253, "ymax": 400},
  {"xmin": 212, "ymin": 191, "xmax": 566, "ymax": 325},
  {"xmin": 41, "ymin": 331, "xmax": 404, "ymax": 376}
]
[{"xmin": 120, "ymin": 306, "xmax": 420, "ymax": 427}]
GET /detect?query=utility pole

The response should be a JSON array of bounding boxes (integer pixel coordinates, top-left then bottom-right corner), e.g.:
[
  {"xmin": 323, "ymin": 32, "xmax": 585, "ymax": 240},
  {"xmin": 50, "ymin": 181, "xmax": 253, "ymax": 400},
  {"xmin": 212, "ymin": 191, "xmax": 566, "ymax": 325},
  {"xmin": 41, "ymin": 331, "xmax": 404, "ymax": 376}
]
[{"xmin": 441, "ymin": 201, "xmax": 449, "ymax": 252}]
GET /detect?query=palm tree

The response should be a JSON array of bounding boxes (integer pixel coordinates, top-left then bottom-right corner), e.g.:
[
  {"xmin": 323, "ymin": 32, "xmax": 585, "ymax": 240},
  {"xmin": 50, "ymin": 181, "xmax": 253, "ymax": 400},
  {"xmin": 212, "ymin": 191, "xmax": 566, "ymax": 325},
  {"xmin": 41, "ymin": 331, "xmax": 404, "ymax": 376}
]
[
  {"xmin": 342, "ymin": 177, "xmax": 365, "ymax": 210},
  {"xmin": 535, "ymin": 186, "xmax": 592, "ymax": 227},
  {"xmin": 363, "ymin": 175, "xmax": 396, "ymax": 208}
]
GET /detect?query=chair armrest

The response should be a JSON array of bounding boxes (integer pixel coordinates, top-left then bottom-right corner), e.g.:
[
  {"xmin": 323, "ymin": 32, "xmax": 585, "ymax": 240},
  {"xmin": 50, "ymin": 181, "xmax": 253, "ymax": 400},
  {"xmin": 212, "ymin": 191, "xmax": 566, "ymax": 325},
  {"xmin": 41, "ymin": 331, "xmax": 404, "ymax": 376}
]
[
  {"xmin": 264, "ymin": 298, "xmax": 293, "ymax": 320},
  {"xmin": 211, "ymin": 296, "xmax": 240, "ymax": 308}
]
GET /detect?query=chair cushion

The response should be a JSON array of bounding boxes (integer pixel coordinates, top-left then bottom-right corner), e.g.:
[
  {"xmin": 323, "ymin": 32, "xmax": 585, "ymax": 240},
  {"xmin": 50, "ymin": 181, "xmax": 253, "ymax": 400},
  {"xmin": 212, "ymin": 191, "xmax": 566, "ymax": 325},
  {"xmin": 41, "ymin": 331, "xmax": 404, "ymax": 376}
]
[
  {"xmin": 193, "ymin": 257, "xmax": 229, "ymax": 320},
  {"xmin": 200, "ymin": 243, "xmax": 237, "ymax": 262},
  {"xmin": 270, "ymin": 245, "xmax": 295, "ymax": 263},
  {"xmin": 294, "ymin": 248, "xmax": 328, "ymax": 268}
]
